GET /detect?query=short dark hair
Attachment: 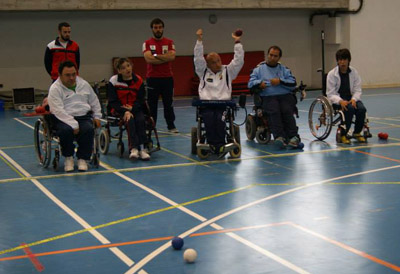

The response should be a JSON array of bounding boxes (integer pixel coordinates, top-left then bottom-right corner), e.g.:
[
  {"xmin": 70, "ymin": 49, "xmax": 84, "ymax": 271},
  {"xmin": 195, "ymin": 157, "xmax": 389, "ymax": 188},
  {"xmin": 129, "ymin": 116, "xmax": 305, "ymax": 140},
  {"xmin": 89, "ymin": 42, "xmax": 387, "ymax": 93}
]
[
  {"xmin": 150, "ymin": 18, "xmax": 164, "ymax": 28},
  {"xmin": 336, "ymin": 48, "xmax": 351, "ymax": 62},
  {"xmin": 58, "ymin": 22, "xmax": 71, "ymax": 31},
  {"xmin": 114, "ymin": 57, "xmax": 132, "ymax": 70},
  {"xmin": 58, "ymin": 60, "xmax": 76, "ymax": 75},
  {"xmin": 267, "ymin": 45, "xmax": 282, "ymax": 57}
]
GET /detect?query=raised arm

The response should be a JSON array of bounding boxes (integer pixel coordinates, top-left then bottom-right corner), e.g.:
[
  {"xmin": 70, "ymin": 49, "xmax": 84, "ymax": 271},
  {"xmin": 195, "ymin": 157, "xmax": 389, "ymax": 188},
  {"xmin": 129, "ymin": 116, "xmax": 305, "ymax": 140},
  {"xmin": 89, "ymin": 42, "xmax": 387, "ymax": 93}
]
[
  {"xmin": 194, "ymin": 29, "xmax": 207, "ymax": 78},
  {"xmin": 227, "ymin": 30, "xmax": 244, "ymax": 80}
]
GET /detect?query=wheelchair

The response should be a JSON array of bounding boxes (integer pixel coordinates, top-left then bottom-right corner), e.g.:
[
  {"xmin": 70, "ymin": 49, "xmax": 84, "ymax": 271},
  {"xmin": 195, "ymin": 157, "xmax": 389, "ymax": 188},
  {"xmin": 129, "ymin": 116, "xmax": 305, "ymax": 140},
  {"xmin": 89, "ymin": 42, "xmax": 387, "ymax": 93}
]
[
  {"xmin": 33, "ymin": 114, "xmax": 100, "ymax": 170},
  {"xmin": 245, "ymin": 81, "xmax": 307, "ymax": 144},
  {"xmin": 191, "ymin": 95, "xmax": 246, "ymax": 159},
  {"xmin": 308, "ymin": 95, "xmax": 372, "ymax": 142},
  {"xmin": 97, "ymin": 98, "xmax": 160, "ymax": 158}
]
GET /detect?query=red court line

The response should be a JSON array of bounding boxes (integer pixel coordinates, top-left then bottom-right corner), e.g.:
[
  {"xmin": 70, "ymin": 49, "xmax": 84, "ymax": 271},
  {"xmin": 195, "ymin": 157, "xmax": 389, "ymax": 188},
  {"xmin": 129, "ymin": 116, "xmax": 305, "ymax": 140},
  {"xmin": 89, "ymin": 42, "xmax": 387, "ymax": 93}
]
[
  {"xmin": 1, "ymin": 223, "xmax": 289, "ymax": 262},
  {"xmin": 354, "ymin": 149, "xmax": 400, "ymax": 163},
  {"xmin": 20, "ymin": 243, "xmax": 44, "ymax": 272},
  {"xmin": 289, "ymin": 222, "xmax": 400, "ymax": 272}
]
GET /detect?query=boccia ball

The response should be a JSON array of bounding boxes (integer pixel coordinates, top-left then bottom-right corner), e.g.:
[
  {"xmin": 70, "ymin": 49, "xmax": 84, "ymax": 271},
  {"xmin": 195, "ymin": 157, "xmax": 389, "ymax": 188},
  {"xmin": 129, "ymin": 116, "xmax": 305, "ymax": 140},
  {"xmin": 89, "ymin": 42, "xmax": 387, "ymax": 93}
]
[
  {"xmin": 298, "ymin": 142, "xmax": 304, "ymax": 149},
  {"xmin": 183, "ymin": 248, "xmax": 197, "ymax": 263},
  {"xmin": 171, "ymin": 236, "xmax": 184, "ymax": 250},
  {"xmin": 378, "ymin": 132, "xmax": 389, "ymax": 140},
  {"xmin": 35, "ymin": 106, "xmax": 46, "ymax": 114},
  {"xmin": 234, "ymin": 28, "xmax": 243, "ymax": 37}
]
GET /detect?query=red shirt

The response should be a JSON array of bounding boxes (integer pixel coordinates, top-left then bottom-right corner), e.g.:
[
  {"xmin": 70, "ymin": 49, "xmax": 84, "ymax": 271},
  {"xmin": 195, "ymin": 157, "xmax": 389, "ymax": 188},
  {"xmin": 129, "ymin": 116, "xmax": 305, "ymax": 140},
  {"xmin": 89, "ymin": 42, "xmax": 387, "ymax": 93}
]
[{"xmin": 142, "ymin": 37, "xmax": 175, "ymax": 78}]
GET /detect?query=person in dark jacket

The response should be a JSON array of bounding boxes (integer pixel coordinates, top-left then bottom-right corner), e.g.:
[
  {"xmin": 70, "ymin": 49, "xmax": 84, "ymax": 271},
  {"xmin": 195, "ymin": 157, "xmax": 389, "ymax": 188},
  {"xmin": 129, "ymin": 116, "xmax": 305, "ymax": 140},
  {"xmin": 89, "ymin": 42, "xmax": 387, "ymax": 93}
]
[{"xmin": 108, "ymin": 58, "xmax": 150, "ymax": 160}]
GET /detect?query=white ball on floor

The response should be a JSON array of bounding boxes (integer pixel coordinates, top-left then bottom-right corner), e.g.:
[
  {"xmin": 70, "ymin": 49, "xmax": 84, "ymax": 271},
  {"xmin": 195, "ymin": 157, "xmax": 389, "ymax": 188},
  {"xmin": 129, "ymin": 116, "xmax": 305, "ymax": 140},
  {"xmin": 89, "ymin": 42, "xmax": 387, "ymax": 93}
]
[{"xmin": 183, "ymin": 248, "xmax": 197, "ymax": 263}]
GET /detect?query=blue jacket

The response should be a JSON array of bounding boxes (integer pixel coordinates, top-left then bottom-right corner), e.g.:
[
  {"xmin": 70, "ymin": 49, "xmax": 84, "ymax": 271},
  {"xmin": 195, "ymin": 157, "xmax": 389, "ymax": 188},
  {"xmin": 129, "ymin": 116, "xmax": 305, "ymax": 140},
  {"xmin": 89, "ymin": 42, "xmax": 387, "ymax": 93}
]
[{"xmin": 248, "ymin": 62, "xmax": 296, "ymax": 96}]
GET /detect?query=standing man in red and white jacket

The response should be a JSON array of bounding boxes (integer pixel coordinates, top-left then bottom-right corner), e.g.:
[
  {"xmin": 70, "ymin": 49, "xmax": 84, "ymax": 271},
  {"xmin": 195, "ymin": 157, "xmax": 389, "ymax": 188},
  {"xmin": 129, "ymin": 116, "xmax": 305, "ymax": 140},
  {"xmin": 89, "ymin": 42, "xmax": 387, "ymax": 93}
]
[
  {"xmin": 143, "ymin": 18, "xmax": 178, "ymax": 133},
  {"xmin": 44, "ymin": 22, "xmax": 80, "ymax": 82}
]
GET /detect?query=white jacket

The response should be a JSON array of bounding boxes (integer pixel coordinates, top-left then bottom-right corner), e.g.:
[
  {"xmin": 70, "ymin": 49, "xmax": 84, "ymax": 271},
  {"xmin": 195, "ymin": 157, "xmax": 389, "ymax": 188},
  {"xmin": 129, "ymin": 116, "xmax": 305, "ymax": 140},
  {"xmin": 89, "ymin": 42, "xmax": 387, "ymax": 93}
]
[
  {"xmin": 326, "ymin": 65, "xmax": 362, "ymax": 105},
  {"xmin": 48, "ymin": 76, "xmax": 102, "ymax": 129},
  {"xmin": 194, "ymin": 40, "xmax": 244, "ymax": 100}
]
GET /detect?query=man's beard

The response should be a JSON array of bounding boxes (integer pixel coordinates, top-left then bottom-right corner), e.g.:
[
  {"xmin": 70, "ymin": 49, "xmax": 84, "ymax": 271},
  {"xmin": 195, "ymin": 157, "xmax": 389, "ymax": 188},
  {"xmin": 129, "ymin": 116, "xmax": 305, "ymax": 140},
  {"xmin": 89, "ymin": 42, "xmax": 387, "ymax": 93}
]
[{"xmin": 153, "ymin": 31, "xmax": 163, "ymax": 39}]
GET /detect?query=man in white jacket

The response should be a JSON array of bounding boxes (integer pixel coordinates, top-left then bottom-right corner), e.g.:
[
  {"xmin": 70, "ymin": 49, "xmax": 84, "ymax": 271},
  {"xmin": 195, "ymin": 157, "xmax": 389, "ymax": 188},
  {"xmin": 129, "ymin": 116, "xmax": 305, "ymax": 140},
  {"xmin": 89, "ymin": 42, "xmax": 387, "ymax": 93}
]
[
  {"xmin": 48, "ymin": 61, "xmax": 102, "ymax": 171},
  {"xmin": 193, "ymin": 28, "xmax": 244, "ymax": 152},
  {"xmin": 326, "ymin": 48, "xmax": 366, "ymax": 144}
]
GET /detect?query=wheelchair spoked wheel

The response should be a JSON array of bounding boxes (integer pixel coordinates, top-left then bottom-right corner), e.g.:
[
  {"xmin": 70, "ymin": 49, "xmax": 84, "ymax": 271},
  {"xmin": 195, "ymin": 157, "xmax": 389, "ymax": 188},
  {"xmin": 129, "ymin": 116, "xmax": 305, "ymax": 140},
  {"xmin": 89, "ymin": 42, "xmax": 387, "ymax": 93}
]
[
  {"xmin": 34, "ymin": 118, "xmax": 52, "ymax": 168},
  {"xmin": 91, "ymin": 132, "xmax": 100, "ymax": 168},
  {"xmin": 98, "ymin": 128, "xmax": 110, "ymax": 155},
  {"xmin": 191, "ymin": 127, "xmax": 198, "ymax": 155},
  {"xmin": 117, "ymin": 141, "xmax": 125, "ymax": 158},
  {"xmin": 245, "ymin": 114, "xmax": 256, "ymax": 140},
  {"xmin": 255, "ymin": 128, "xmax": 271, "ymax": 144},
  {"xmin": 308, "ymin": 96, "xmax": 334, "ymax": 140}
]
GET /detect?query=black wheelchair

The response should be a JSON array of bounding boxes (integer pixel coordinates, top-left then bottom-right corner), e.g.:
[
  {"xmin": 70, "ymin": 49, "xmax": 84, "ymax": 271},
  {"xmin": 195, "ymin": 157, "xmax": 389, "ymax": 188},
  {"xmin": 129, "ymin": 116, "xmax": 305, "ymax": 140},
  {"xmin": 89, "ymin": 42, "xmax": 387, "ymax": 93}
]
[
  {"xmin": 245, "ymin": 81, "xmax": 307, "ymax": 144},
  {"xmin": 33, "ymin": 114, "xmax": 100, "ymax": 170},
  {"xmin": 191, "ymin": 95, "xmax": 246, "ymax": 159},
  {"xmin": 97, "ymin": 84, "xmax": 160, "ymax": 158},
  {"xmin": 308, "ymin": 95, "xmax": 372, "ymax": 142}
]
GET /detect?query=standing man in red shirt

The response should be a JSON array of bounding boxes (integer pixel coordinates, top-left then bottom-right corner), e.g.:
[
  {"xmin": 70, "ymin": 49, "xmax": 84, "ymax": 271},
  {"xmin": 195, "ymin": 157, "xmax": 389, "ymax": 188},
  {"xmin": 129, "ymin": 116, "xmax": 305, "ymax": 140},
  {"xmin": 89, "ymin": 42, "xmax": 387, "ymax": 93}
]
[
  {"xmin": 143, "ymin": 18, "xmax": 178, "ymax": 133},
  {"xmin": 44, "ymin": 22, "xmax": 80, "ymax": 82}
]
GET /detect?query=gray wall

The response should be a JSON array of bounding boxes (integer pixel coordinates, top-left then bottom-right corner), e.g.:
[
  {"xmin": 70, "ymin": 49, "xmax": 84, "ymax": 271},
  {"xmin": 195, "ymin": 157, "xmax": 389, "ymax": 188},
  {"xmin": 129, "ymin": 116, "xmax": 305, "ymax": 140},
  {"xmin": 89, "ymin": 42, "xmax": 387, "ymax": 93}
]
[{"xmin": 0, "ymin": 0, "xmax": 399, "ymax": 93}]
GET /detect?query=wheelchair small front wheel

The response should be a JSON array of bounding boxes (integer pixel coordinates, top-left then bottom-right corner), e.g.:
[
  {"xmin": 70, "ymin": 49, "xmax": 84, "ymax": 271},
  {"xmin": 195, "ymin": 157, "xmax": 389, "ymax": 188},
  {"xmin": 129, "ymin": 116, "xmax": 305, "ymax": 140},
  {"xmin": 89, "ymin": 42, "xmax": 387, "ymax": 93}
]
[
  {"xmin": 99, "ymin": 128, "xmax": 110, "ymax": 155},
  {"xmin": 117, "ymin": 142, "xmax": 125, "ymax": 158},
  {"xmin": 196, "ymin": 147, "xmax": 209, "ymax": 159},
  {"xmin": 245, "ymin": 114, "xmax": 256, "ymax": 140},
  {"xmin": 229, "ymin": 144, "xmax": 241, "ymax": 158},
  {"xmin": 255, "ymin": 128, "xmax": 271, "ymax": 144}
]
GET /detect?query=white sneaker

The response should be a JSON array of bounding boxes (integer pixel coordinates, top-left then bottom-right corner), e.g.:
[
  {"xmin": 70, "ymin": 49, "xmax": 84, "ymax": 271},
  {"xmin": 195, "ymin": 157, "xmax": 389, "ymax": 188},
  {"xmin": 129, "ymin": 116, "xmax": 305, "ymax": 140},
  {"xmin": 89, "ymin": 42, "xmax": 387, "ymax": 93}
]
[
  {"xmin": 168, "ymin": 128, "xmax": 179, "ymax": 134},
  {"xmin": 139, "ymin": 149, "xmax": 150, "ymax": 161},
  {"xmin": 129, "ymin": 148, "xmax": 139, "ymax": 159},
  {"xmin": 64, "ymin": 156, "xmax": 74, "ymax": 172},
  {"xmin": 77, "ymin": 159, "xmax": 88, "ymax": 171}
]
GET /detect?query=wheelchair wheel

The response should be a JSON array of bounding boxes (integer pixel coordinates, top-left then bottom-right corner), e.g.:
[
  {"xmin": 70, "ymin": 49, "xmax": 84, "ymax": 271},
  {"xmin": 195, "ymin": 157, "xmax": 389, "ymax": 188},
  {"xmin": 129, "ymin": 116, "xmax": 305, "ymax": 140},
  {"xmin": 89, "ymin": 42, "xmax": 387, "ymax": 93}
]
[
  {"xmin": 229, "ymin": 144, "xmax": 241, "ymax": 158},
  {"xmin": 197, "ymin": 147, "xmax": 209, "ymax": 159},
  {"xmin": 255, "ymin": 128, "xmax": 271, "ymax": 144},
  {"xmin": 34, "ymin": 118, "xmax": 52, "ymax": 167},
  {"xmin": 191, "ymin": 127, "xmax": 198, "ymax": 155},
  {"xmin": 233, "ymin": 125, "xmax": 241, "ymax": 144},
  {"xmin": 245, "ymin": 114, "xmax": 256, "ymax": 140},
  {"xmin": 98, "ymin": 128, "xmax": 110, "ymax": 155},
  {"xmin": 117, "ymin": 142, "xmax": 124, "ymax": 158},
  {"xmin": 308, "ymin": 96, "xmax": 333, "ymax": 140}
]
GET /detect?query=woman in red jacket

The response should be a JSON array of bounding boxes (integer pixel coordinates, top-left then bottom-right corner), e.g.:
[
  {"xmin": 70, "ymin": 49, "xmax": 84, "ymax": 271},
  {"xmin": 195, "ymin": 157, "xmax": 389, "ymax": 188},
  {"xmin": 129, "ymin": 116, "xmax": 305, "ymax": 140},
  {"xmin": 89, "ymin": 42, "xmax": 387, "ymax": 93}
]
[{"xmin": 108, "ymin": 58, "xmax": 150, "ymax": 160}]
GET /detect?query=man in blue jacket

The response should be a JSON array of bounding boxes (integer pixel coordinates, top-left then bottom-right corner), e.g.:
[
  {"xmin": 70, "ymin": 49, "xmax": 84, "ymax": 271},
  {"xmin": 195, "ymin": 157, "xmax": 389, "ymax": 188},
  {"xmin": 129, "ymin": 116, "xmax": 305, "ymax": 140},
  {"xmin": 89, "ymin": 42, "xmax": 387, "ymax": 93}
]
[{"xmin": 248, "ymin": 46, "xmax": 299, "ymax": 148}]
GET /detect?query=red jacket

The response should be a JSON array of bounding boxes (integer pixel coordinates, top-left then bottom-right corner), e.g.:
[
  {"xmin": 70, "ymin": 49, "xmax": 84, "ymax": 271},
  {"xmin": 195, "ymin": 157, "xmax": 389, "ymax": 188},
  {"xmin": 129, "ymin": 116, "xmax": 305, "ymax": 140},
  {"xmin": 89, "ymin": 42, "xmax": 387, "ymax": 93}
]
[{"xmin": 44, "ymin": 38, "xmax": 80, "ymax": 80}]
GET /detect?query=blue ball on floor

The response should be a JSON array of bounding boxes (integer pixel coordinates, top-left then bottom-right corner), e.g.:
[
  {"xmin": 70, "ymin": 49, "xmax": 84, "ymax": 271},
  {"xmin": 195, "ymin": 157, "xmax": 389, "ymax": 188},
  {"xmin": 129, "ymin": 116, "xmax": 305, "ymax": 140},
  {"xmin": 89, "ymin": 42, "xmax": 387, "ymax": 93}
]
[
  {"xmin": 298, "ymin": 142, "xmax": 304, "ymax": 149},
  {"xmin": 172, "ymin": 236, "xmax": 184, "ymax": 250}
]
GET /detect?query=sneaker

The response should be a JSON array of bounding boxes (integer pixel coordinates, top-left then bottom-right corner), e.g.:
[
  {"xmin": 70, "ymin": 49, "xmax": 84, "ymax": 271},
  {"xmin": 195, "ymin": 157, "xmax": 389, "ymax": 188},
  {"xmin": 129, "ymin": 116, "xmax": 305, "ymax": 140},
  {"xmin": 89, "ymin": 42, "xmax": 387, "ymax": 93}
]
[
  {"xmin": 288, "ymin": 136, "xmax": 300, "ymax": 148},
  {"xmin": 353, "ymin": 133, "xmax": 366, "ymax": 143},
  {"xmin": 64, "ymin": 156, "xmax": 74, "ymax": 172},
  {"xmin": 274, "ymin": 137, "xmax": 286, "ymax": 149},
  {"xmin": 139, "ymin": 149, "xmax": 150, "ymax": 161},
  {"xmin": 168, "ymin": 128, "xmax": 179, "ymax": 133},
  {"xmin": 77, "ymin": 159, "xmax": 88, "ymax": 171},
  {"xmin": 129, "ymin": 148, "xmax": 139, "ymax": 159},
  {"xmin": 340, "ymin": 135, "xmax": 351, "ymax": 144}
]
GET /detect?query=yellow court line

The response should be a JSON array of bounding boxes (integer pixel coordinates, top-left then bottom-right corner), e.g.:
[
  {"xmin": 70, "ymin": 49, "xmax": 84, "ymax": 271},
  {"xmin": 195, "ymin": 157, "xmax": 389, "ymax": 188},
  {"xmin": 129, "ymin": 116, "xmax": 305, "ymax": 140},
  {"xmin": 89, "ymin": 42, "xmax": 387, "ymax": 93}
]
[
  {"xmin": 0, "ymin": 183, "xmax": 256, "ymax": 256},
  {"xmin": 0, "ymin": 151, "xmax": 25, "ymax": 178},
  {"xmin": 1, "ymin": 141, "xmax": 400, "ymax": 185},
  {"xmin": 0, "ymin": 145, "xmax": 34, "ymax": 150}
]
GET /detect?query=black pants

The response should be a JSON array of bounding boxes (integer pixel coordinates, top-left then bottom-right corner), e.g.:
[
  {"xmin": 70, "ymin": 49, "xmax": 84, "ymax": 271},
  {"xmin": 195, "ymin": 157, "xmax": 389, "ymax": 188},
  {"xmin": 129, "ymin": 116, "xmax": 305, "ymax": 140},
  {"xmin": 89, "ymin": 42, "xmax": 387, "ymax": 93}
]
[
  {"xmin": 125, "ymin": 111, "xmax": 147, "ymax": 150},
  {"xmin": 201, "ymin": 107, "xmax": 226, "ymax": 147},
  {"xmin": 146, "ymin": 77, "xmax": 176, "ymax": 129},
  {"xmin": 334, "ymin": 101, "xmax": 366, "ymax": 134},
  {"xmin": 53, "ymin": 115, "xmax": 94, "ymax": 160},
  {"xmin": 262, "ymin": 93, "xmax": 298, "ymax": 140}
]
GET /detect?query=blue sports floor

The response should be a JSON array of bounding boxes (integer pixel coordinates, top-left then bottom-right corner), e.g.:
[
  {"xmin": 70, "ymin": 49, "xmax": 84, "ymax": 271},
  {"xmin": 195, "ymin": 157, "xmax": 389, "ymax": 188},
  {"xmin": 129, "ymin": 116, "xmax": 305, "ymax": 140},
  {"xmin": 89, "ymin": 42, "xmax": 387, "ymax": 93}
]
[{"xmin": 1, "ymin": 88, "xmax": 400, "ymax": 274}]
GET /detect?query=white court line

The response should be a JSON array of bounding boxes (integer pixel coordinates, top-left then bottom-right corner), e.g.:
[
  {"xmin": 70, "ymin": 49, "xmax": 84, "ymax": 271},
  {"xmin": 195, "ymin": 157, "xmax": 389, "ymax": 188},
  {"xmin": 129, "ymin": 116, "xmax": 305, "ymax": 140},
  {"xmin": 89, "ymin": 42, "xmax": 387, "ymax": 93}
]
[
  {"xmin": 125, "ymin": 164, "xmax": 400, "ymax": 274},
  {"xmin": 14, "ymin": 117, "xmax": 307, "ymax": 272},
  {"xmin": 0, "ymin": 149, "xmax": 134, "ymax": 267}
]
